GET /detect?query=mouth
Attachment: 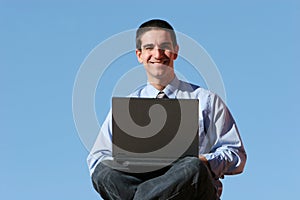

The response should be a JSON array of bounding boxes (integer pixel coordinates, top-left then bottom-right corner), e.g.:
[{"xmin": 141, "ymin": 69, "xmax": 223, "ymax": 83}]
[{"xmin": 149, "ymin": 60, "xmax": 169, "ymax": 65}]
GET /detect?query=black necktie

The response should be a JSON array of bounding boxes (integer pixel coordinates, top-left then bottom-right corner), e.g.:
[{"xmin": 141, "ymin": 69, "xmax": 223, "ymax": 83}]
[{"xmin": 156, "ymin": 91, "xmax": 169, "ymax": 99}]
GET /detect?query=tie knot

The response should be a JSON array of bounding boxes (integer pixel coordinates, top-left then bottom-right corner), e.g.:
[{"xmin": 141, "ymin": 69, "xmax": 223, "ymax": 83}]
[{"xmin": 156, "ymin": 91, "xmax": 168, "ymax": 99}]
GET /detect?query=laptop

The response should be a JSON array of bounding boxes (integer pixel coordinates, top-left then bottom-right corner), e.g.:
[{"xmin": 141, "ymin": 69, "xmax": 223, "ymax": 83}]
[{"xmin": 111, "ymin": 97, "xmax": 199, "ymax": 172}]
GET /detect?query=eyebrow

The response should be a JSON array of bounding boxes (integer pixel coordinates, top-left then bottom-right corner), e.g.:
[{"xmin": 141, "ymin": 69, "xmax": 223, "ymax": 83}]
[
  {"xmin": 142, "ymin": 44, "xmax": 154, "ymax": 49},
  {"xmin": 142, "ymin": 42, "xmax": 172, "ymax": 49}
]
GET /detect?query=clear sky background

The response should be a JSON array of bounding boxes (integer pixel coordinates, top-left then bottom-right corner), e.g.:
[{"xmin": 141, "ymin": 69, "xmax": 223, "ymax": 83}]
[{"xmin": 1, "ymin": 0, "xmax": 299, "ymax": 199}]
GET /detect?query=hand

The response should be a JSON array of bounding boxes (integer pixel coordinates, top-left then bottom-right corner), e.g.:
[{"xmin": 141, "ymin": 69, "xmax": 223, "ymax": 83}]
[
  {"xmin": 199, "ymin": 155, "xmax": 215, "ymax": 177},
  {"xmin": 199, "ymin": 155, "xmax": 208, "ymax": 166}
]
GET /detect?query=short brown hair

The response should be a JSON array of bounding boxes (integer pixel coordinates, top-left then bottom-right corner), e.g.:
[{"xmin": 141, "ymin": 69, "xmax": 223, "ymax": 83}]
[{"xmin": 136, "ymin": 19, "xmax": 177, "ymax": 50}]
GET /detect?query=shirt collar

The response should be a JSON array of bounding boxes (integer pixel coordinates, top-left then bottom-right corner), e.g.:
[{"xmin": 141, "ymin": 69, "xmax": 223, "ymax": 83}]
[
  {"xmin": 163, "ymin": 76, "xmax": 180, "ymax": 98},
  {"xmin": 144, "ymin": 76, "xmax": 180, "ymax": 98}
]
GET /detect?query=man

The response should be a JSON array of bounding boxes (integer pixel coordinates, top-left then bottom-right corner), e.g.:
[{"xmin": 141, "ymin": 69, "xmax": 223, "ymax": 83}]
[{"xmin": 88, "ymin": 19, "xmax": 247, "ymax": 200}]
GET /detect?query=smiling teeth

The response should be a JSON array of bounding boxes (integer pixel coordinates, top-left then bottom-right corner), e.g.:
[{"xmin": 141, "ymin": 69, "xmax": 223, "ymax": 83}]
[{"xmin": 151, "ymin": 61, "xmax": 167, "ymax": 64}]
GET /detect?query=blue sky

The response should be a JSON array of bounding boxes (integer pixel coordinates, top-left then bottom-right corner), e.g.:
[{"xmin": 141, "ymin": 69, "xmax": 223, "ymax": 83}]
[{"xmin": 1, "ymin": 0, "xmax": 299, "ymax": 199}]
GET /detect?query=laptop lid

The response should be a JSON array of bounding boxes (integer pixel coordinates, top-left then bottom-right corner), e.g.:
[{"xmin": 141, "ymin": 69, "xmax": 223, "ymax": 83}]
[{"xmin": 112, "ymin": 97, "xmax": 199, "ymax": 162}]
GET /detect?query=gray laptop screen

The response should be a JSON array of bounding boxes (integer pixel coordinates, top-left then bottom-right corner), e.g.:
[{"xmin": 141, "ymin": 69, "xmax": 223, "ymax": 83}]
[{"xmin": 112, "ymin": 97, "xmax": 199, "ymax": 160}]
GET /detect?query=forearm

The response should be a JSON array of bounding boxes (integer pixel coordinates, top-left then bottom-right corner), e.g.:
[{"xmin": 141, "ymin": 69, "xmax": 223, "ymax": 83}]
[
  {"xmin": 87, "ymin": 110, "xmax": 113, "ymax": 175},
  {"xmin": 203, "ymin": 94, "xmax": 247, "ymax": 178},
  {"xmin": 202, "ymin": 147, "xmax": 246, "ymax": 178}
]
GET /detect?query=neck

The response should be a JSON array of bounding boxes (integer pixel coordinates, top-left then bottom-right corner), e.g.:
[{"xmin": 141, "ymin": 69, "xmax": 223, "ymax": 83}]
[
  {"xmin": 148, "ymin": 73, "xmax": 175, "ymax": 91},
  {"xmin": 150, "ymin": 83, "xmax": 166, "ymax": 91}
]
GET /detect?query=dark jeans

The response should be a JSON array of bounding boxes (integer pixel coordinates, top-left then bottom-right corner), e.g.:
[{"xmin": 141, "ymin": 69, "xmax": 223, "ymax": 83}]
[{"xmin": 92, "ymin": 157, "xmax": 217, "ymax": 200}]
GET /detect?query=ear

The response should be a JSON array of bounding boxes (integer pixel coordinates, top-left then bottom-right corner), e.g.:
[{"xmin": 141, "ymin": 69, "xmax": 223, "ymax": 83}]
[
  {"xmin": 135, "ymin": 49, "xmax": 143, "ymax": 63},
  {"xmin": 173, "ymin": 45, "xmax": 179, "ymax": 60}
]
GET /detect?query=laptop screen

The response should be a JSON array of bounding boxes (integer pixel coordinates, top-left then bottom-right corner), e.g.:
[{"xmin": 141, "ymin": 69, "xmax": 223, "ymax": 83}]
[{"xmin": 112, "ymin": 97, "xmax": 199, "ymax": 160}]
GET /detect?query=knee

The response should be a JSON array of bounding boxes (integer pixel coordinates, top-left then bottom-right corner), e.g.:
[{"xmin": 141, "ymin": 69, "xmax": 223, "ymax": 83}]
[
  {"xmin": 91, "ymin": 162, "xmax": 112, "ymax": 189},
  {"xmin": 180, "ymin": 156, "xmax": 203, "ymax": 167},
  {"xmin": 180, "ymin": 157, "xmax": 210, "ymax": 175},
  {"xmin": 92, "ymin": 164, "xmax": 103, "ymax": 186}
]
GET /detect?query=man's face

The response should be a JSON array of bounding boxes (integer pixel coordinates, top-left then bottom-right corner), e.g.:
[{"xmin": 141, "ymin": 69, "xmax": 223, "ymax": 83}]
[{"xmin": 136, "ymin": 29, "xmax": 179, "ymax": 83}]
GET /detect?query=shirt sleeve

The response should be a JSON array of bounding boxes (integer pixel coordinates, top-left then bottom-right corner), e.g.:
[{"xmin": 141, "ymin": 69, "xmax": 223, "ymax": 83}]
[
  {"xmin": 87, "ymin": 109, "xmax": 113, "ymax": 175},
  {"xmin": 86, "ymin": 88, "xmax": 144, "ymax": 176},
  {"xmin": 203, "ymin": 94, "xmax": 247, "ymax": 178}
]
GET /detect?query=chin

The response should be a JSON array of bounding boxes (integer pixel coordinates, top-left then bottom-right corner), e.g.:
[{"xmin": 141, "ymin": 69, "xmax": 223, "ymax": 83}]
[
  {"xmin": 152, "ymin": 70, "xmax": 167, "ymax": 77},
  {"xmin": 153, "ymin": 72, "xmax": 172, "ymax": 79}
]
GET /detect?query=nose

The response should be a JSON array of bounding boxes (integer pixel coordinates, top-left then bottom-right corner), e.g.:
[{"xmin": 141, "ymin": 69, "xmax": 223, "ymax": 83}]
[{"xmin": 153, "ymin": 47, "xmax": 164, "ymax": 59}]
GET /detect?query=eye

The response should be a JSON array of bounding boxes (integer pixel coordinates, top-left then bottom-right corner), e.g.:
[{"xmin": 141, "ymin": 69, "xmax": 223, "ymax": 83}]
[
  {"xmin": 143, "ymin": 45, "xmax": 154, "ymax": 50},
  {"xmin": 160, "ymin": 44, "xmax": 171, "ymax": 51},
  {"xmin": 145, "ymin": 46, "xmax": 153, "ymax": 50}
]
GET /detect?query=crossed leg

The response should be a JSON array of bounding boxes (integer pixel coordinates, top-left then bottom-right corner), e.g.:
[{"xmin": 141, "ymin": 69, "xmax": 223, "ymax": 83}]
[{"xmin": 92, "ymin": 157, "xmax": 217, "ymax": 200}]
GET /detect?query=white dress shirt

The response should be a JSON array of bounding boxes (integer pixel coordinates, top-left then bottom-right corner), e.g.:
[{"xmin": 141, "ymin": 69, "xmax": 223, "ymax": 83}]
[{"xmin": 87, "ymin": 76, "xmax": 246, "ymax": 181}]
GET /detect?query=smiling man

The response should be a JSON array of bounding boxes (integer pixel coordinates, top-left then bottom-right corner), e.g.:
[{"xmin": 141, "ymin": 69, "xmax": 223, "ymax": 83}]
[
  {"xmin": 88, "ymin": 19, "xmax": 247, "ymax": 200},
  {"xmin": 136, "ymin": 28, "xmax": 178, "ymax": 90}
]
